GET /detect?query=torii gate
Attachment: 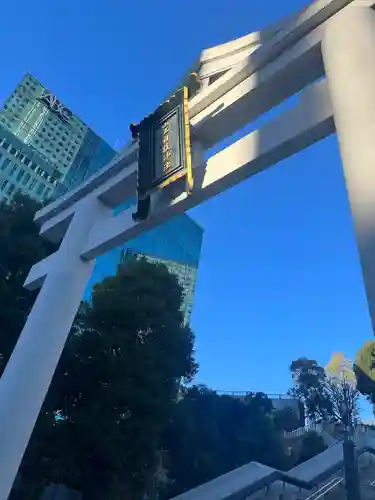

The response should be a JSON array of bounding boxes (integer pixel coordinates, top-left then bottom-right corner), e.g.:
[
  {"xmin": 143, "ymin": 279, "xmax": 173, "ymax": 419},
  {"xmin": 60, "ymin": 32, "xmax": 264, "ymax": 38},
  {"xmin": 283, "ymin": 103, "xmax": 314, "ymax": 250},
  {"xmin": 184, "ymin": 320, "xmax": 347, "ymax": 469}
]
[{"xmin": 0, "ymin": 0, "xmax": 375, "ymax": 497}]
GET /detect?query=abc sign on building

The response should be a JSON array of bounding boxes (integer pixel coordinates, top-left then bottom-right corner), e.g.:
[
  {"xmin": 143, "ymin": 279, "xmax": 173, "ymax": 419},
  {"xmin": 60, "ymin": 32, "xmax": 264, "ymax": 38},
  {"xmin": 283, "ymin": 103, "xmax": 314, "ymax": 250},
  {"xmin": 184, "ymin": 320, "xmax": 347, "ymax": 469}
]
[{"xmin": 38, "ymin": 91, "xmax": 72, "ymax": 123}]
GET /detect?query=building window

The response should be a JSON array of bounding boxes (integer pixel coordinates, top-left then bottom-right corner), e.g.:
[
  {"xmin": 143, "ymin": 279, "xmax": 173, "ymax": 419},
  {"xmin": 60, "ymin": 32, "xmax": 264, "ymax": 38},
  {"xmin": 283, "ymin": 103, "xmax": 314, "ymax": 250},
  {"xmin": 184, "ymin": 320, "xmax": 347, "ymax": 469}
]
[
  {"xmin": 1, "ymin": 159, "xmax": 11, "ymax": 172},
  {"xmin": 22, "ymin": 173, "xmax": 31, "ymax": 186},
  {"xmin": 7, "ymin": 183, "xmax": 15, "ymax": 195},
  {"xmin": 0, "ymin": 179, "xmax": 8, "ymax": 191},
  {"xmin": 16, "ymin": 169, "xmax": 25, "ymax": 182},
  {"xmin": 9, "ymin": 165, "xmax": 18, "ymax": 177},
  {"xmin": 29, "ymin": 179, "xmax": 37, "ymax": 190},
  {"xmin": 36, "ymin": 182, "xmax": 45, "ymax": 196}
]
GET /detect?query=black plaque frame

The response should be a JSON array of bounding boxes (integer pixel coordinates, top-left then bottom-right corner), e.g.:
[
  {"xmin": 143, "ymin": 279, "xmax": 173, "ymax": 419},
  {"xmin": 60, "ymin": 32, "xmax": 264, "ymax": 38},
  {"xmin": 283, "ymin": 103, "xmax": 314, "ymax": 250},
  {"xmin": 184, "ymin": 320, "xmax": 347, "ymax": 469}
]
[{"xmin": 136, "ymin": 86, "xmax": 193, "ymax": 200}]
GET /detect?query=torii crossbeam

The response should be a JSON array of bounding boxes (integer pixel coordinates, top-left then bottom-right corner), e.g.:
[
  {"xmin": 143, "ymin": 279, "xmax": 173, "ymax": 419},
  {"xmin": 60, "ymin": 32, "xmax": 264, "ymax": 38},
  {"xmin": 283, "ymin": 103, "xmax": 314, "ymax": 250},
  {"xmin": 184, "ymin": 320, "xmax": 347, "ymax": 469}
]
[{"xmin": 1, "ymin": 0, "xmax": 375, "ymax": 497}]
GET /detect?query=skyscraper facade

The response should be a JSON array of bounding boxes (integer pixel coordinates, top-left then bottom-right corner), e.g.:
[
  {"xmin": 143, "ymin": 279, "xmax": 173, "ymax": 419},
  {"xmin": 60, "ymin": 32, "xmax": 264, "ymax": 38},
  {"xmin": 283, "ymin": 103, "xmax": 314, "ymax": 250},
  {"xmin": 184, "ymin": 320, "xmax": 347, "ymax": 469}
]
[
  {"xmin": 0, "ymin": 122, "xmax": 58, "ymax": 203},
  {"xmin": 118, "ymin": 243, "xmax": 199, "ymax": 325},
  {"xmin": 0, "ymin": 73, "xmax": 116, "ymax": 202},
  {"xmin": 85, "ymin": 199, "xmax": 203, "ymax": 324}
]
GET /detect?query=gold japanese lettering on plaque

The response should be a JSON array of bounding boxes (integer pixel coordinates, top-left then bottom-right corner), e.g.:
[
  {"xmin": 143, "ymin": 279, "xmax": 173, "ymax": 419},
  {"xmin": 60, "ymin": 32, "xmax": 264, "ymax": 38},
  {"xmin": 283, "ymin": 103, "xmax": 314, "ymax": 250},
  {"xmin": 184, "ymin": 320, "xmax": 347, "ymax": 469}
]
[{"xmin": 162, "ymin": 121, "xmax": 172, "ymax": 173}]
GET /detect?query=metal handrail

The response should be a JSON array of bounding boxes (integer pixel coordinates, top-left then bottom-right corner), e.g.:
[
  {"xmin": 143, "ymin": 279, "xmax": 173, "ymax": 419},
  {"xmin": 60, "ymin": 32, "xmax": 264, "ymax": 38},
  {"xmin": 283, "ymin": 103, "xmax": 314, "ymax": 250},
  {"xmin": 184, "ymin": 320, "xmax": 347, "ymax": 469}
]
[
  {"xmin": 284, "ymin": 423, "xmax": 324, "ymax": 438},
  {"xmin": 284, "ymin": 421, "xmax": 375, "ymax": 440},
  {"xmin": 215, "ymin": 390, "xmax": 292, "ymax": 399},
  {"xmin": 304, "ymin": 477, "xmax": 343, "ymax": 500}
]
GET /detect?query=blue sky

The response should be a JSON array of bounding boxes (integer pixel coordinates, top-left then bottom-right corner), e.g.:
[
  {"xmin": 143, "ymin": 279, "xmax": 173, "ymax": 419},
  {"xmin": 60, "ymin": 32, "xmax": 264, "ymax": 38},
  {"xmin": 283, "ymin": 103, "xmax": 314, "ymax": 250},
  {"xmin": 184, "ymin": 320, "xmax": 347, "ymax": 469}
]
[{"xmin": 1, "ymin": 0, "xmax": 373, "ymax": 400}]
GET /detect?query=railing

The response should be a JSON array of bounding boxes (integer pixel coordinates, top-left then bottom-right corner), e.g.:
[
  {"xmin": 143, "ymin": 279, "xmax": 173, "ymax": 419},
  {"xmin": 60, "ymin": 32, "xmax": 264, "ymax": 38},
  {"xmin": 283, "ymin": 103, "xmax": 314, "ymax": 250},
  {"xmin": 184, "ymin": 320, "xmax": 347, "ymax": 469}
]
[
  {"xmin": 357, "ymin": 423, "xmax": 375, "ymax": 434},
  {"xmin": 215, "ymin": 390, "xmax": 292, "ymax": 399},
  {"xmin": 304, "ymin": 477, "xmax": 343, "ymax": 500},
  {"xmin": 284, "ymin": 422, "xmax": 375, "ymax": 441},
  {"xmin": 284, "ymin": 422, "xmax": 323, "ymax": 438}
]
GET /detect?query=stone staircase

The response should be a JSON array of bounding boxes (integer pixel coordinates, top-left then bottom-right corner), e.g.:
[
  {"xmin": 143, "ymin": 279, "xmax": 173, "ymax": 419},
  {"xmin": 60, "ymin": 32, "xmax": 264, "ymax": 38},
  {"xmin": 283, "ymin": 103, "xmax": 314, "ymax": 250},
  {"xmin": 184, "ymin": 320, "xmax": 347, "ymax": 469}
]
[
  {"xmin": 170, "ymin": 425, "xmax": 375, "ymax": 500},
  {"xmin": 244, "ymin": 453, "xmax": 375, "ymax": 499}
]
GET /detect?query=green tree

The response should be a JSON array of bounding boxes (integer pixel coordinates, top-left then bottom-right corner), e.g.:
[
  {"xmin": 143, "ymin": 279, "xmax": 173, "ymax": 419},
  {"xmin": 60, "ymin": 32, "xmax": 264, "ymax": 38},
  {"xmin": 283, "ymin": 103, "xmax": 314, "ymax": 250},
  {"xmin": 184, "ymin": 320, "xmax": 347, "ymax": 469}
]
[
  {"xmin": 289, "ymin": 358, "xmax": 334, "ymax": 423},
  {"xmin": 20, "ymin": 258, "xmax": 197, "ymax": 500},
  {"xmin": 0, "ymin": 194, "xmax": 55, "ymax": 374},
  {"xmin": 273, "ymin": 407, "xmax": 300, "ymax": 433},
  {"xmin": 289, "ymin": 357, "xmax": 360, "ymax": 428},
  {"xmin": 297, "ymin": 431, "xmax": 327, "ymax": 464},
  {"xmin": 354, "ymin": 341, "xmax": 375, "ymax": 406},
  {"xmin": 291, "ymin": 357, "xmax": 363, "ymax": 500}
]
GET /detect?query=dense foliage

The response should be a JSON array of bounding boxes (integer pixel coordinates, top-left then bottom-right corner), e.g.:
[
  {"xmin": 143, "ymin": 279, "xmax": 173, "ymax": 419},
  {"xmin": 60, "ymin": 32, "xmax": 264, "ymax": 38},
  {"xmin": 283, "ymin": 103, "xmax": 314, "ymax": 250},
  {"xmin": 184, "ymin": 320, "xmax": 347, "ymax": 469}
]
[{"xmin": 297, "ymin": 432, "xmax": 327, "ymax": 464}]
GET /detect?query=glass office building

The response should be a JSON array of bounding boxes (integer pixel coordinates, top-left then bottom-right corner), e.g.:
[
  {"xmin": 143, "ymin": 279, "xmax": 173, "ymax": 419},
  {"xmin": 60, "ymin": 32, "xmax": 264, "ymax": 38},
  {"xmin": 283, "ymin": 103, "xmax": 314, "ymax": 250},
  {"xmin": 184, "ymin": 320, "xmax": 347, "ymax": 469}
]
[
  {"xmin": 0, "ymin": 122, "xmax": 58, "ymax": 202},
  {"xmin": 0, "ymin": 73, "xmax": 203, "ymax": 321},
  {"xmin": 0, "ymin": 73, "xmax": 116, "ymax": 201},
  {"xmin": 87, "ymin": 212, "xmax": 203, "ymax": 325},
  {"xmin": 85, "ymin": 199, "xmax": 203, "ymax": 324},
  {"xmin": 121, "ymin": 249, "xmax": 198, "ymax": 325}
]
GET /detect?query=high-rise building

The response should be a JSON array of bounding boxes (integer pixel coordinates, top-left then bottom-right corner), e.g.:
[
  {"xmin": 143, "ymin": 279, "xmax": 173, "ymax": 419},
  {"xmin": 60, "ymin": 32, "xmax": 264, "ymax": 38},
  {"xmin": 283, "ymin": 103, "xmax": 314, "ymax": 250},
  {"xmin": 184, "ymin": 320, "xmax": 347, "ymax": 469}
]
[
  {"xmin": 85, "ymin": 203, "xmax": 203, "ymax": 324},
  {"xmin": 0, "ymin": 73, "xmax": 116, "ymax": 202},
  {"xmin": 121, "ymin": 248, "xmax": 199, "ymax": 325},
  {"xmin": 0, "ymin": 122, "xmax": 58, "ymax": 203}
]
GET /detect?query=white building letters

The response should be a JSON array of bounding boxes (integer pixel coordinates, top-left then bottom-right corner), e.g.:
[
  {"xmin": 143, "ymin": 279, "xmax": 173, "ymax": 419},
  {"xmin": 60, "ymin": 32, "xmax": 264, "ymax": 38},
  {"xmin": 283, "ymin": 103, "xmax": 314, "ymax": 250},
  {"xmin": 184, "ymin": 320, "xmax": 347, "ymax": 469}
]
[{"xmin": 38, "ymin": 91, "xmax": 72, "ymax": 123}]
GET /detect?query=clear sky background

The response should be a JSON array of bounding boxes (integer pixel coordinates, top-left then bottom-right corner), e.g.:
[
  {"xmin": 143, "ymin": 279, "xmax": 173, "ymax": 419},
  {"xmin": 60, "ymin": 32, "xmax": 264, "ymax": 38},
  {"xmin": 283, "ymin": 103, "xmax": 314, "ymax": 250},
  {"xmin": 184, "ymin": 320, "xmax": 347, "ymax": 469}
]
[{"xmin": 0, "ymin": 0, "xmax": 372, "ymax": 401}]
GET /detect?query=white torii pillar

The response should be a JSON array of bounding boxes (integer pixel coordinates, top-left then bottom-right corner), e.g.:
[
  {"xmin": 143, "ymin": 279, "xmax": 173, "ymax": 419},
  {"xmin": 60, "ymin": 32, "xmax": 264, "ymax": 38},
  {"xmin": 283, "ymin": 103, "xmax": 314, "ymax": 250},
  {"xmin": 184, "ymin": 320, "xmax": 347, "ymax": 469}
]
[{"xmin": 322, "ymin": 5, "xmax": 375, "ymax": 330}]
